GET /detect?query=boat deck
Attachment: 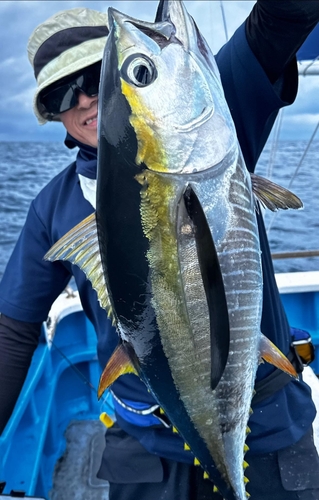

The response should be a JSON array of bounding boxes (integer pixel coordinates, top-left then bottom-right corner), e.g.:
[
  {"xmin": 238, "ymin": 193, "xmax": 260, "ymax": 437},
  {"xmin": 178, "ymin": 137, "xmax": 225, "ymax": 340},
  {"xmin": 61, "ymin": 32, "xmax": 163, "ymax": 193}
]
[{"xmin": 49, "ymin": 420, "xmax": 109, "ymax": 500}]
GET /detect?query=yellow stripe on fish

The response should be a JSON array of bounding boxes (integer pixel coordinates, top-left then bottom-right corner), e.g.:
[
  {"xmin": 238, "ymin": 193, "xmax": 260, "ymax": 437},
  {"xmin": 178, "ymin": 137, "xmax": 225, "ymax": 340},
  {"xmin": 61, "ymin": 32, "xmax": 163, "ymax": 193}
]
[
  {"xmin": 135, "ymin": 172, "xmax": 181, "ymax": 293},
  {"xmin": 121, "ymin": 79, "xmax": 168, "ymax": 172}
]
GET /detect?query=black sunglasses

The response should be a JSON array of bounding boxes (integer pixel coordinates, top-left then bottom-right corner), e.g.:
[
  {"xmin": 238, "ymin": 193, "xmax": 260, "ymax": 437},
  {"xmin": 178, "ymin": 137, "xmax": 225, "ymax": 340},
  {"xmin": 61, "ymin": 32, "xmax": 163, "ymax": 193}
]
[{"xmin": 39, "ymin": 61, "xmax": 101, "ymax": 116}]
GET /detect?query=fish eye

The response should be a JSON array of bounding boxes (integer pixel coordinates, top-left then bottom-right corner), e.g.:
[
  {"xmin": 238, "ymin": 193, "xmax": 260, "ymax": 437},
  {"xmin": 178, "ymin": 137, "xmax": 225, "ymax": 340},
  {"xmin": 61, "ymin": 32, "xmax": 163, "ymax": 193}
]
[{"xmin": 121, "ymin": 54, "xmax": 157, "ymax": 87}]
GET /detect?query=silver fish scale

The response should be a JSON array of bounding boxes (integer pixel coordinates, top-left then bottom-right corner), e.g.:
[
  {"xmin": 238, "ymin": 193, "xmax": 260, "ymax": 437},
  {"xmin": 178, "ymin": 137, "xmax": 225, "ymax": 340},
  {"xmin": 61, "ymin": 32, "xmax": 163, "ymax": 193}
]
[
  {"xmin": 159, "ymin": 152, "xmax": 262, "ymax": 497},
  {"xmin": 199, "ymin": 155, "xmax": 261, "ymax": 491}
]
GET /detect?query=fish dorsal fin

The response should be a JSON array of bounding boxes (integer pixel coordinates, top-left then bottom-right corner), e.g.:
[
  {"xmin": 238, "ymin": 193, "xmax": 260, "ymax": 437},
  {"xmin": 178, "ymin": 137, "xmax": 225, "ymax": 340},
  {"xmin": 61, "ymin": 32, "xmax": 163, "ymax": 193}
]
[
  {"xmin": 44, "ymin": 213, "xmax": 113, "ymax": 321},
  {"xmin": 250, "ymin": 173, "xmax": 303, "ymax": 212},
  {"xmin": 259, "ymin": 333, "xmax": 298, "ymax": 378},
  {"xmin": 181, "ymin": 185, "xmax": 230, "ymax": 390}
]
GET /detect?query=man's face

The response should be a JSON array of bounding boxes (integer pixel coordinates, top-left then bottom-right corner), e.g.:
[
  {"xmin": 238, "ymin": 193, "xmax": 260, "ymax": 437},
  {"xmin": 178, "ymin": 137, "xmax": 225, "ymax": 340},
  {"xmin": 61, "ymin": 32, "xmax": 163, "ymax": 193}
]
[{"xmin": 59, "ymin": 92, "xmax": 98, "ymax": 148}]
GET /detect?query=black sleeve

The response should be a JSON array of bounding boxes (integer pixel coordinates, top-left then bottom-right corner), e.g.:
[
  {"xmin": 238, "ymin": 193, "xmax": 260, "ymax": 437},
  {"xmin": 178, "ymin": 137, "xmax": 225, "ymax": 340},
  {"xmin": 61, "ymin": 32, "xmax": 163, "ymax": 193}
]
[
  {"xmin": 0, "ymin": 314, "xmax": 42, "ymax": 434},
  {"xmin": 246, "ymin": 1, "xmax": 319, "ymax": 84}
]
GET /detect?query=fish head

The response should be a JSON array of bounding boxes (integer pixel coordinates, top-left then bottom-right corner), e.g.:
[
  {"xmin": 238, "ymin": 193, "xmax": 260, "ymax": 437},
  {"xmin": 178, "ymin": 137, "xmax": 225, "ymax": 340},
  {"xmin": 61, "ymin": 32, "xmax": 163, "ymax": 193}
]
[{"xmin": 98, "ymin": 0, "xmax": 237, "ymax": 176}]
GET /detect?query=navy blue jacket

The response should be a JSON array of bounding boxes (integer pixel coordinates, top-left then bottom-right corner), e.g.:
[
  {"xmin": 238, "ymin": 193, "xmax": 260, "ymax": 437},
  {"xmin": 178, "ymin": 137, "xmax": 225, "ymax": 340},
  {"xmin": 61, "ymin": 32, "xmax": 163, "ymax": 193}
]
[{"xmin": 0, "ymin": 21, "xmax": 316, "ymax": 458}]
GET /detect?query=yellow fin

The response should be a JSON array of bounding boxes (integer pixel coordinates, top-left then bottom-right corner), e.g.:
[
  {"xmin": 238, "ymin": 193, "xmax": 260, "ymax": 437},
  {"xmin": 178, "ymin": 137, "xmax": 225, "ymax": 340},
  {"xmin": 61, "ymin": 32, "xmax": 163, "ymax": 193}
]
[
  {"xmin": 259, "ymin": 333, "xmax": 298, "ymax": 378},
  {"xmin": 244, "ymin": 444, "xmax": 249, "ymax": 453},
  {"xmin": 194, "ymin": 458, "xmax": 201, "ymax": 466},
  {"xmin": 44, "ymin": 213, "xmax": 114, "ymax": 321},
  {"xmin": 243, "ymin": 461, "xmax": 249, "ymax": 470},
  {"xmin": 172, "ymin": 426, "xmax": 178, "ymax": 434},
  {"xmin": 184, "ymin": 443, "xmax": 191, "ymax": 451},
  {"xmin": 213, "ymin": 485, "xmax": 219, "ymax": 493},
  {"xmin": 203, "ymin": 471, "xmax": 209, "ymax": 479},
  {"xmin": 99, "ymin": 412, "xmax": 114, "ymax": 428},
  {"xmin": 98, "ymin": 344, "xmax": 138, "ymax": 399}
]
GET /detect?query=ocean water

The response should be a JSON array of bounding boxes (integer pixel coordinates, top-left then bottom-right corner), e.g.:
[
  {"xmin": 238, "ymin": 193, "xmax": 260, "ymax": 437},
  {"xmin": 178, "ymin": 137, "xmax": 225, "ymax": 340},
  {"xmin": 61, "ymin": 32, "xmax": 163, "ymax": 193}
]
[{"xmin": 0, "ymin": 140, "xmax": 318, "ymax": 281}]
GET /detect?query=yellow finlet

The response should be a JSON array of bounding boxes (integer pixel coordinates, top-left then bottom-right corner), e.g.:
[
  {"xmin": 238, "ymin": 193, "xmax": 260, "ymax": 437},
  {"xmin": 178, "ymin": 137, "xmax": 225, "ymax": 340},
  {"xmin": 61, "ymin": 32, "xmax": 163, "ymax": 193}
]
[
  {"xmin": 194, "ymin": 458, "xmax": 201, "ymax": 466},
  {"xmin": 244, "ymin": 477, "xmax": 250, "ymax": 484},
  {"xmin": 243, "ymin": 460, "xmax": 249, "ymax": 470},
  {"xmin": 160, "ymin": 408, "xmax": 165, "ymax": 414},
  {"xmin": 213, "ymin": 485, "xmax": 219, "ymax": 493},
  {"xmin": 203, "ymin": 471, "xmax": 209, "ymax": 480},
  {"xmin": 99, "ymin": 412, "xmax": 114, "ymax": 428},
  {"xmin": 172, "ymin": 426, "xmax": 178, "ymax": 433},
  {"xmin": 244, "ymin": 444, "xmax": 249, "ymax": 453},
  {"xmin": 184, "ymin": 442, "xmax": 191, "ymax": 451}
]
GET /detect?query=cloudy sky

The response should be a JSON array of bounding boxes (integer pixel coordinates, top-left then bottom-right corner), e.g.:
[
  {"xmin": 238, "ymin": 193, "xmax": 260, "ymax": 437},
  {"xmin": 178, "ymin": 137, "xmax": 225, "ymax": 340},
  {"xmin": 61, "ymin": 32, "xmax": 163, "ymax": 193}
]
[{"xmin": 0, "ymin": 1, "xmax": 318, "ymax": 143}]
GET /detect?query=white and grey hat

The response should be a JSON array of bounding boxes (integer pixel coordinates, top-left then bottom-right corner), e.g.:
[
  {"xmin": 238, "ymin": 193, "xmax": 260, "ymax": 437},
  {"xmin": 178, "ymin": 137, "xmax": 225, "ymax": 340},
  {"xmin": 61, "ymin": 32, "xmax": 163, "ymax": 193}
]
[{"xmin": 27, "ymin": 8, "xmax": 109, "ymax": 124}]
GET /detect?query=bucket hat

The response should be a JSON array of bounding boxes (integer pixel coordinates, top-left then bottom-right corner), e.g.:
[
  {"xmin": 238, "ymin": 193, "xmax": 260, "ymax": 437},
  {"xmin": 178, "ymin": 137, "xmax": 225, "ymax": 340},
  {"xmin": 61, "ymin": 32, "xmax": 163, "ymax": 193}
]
[{"xmin": 27, "ymin": 8, "xmax": 109, "ymax": 124}]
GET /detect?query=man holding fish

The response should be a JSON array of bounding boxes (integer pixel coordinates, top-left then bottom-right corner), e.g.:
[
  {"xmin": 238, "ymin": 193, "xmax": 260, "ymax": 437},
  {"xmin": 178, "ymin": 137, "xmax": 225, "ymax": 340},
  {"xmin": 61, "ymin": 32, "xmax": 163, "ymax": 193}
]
[{"xmin": 1, "ymin": 1, "xmax": 319, "ymax": 499}]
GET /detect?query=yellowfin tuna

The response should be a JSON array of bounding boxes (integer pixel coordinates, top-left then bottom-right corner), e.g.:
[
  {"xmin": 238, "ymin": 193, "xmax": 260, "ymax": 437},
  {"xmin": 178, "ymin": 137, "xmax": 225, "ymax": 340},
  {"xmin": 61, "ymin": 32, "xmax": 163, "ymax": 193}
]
[{"xmin": 45, "ymin": 1, "xmax": 302, "ymax": 498}]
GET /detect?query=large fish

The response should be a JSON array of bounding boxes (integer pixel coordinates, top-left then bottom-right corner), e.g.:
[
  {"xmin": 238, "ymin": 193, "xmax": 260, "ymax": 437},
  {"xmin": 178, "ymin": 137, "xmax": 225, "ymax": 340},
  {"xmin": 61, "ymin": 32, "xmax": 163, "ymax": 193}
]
[{"xmin": 45, "ymin": 1, "xmax": 302, "ymax": 499}]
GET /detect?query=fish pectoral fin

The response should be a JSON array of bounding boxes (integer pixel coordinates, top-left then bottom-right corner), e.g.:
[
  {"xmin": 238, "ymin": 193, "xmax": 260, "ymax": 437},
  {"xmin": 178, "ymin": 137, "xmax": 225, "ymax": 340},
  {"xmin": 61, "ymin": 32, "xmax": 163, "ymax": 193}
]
[
  {"xmin": 98, "ymin": 343, "xmax": 139, "ymax": 399},
  {"xmin": 250, "ymin": 173, "xmax": 303, "ymax": 212},
  {"xmin": 181, "ymin": 185, "xmax": 230, "ymax": 390},
  {"xmin": 44, "ymin": 213, "xmax": 114, "ymax": 322},
  {"xmin": 259, "ymin": 333, "xmax": 298, "ymax": 378}
]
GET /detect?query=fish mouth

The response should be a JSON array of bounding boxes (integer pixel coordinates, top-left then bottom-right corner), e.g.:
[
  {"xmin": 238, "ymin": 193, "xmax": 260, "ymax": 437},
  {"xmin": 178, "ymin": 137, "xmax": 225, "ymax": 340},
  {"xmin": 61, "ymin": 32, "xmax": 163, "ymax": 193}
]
[{"xmin": 173, "ymin": 106, "xmax": 214, "ymax": 132}]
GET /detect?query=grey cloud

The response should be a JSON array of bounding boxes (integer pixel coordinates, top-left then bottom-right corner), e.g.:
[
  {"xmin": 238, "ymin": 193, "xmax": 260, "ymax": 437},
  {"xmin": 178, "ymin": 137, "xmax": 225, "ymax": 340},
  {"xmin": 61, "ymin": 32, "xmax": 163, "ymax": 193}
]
[{"xmin": 1, "ymin": 1, "xmax": 315, "ymax": 142}]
